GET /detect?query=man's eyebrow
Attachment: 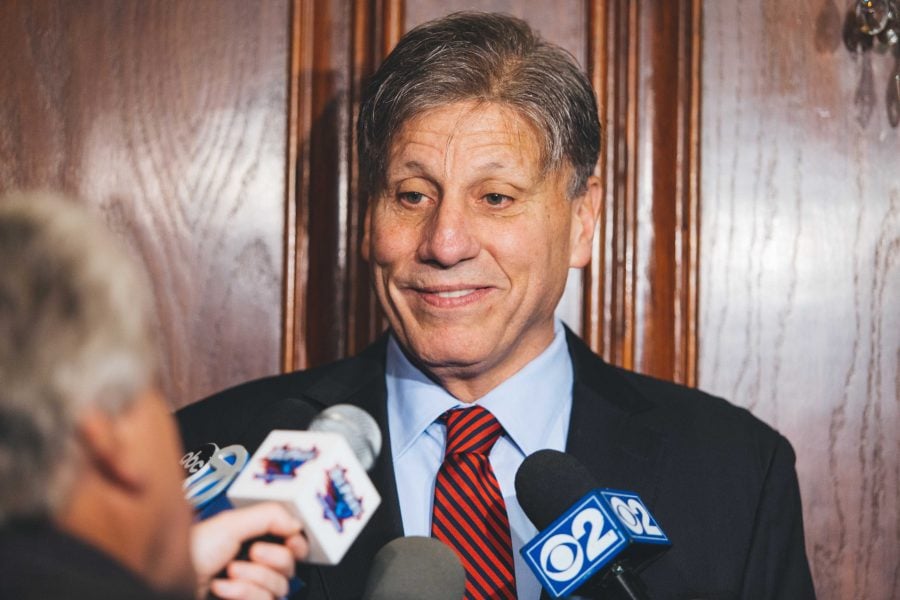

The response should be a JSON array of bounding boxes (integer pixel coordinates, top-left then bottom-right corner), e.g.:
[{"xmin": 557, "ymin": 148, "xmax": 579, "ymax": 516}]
[
  {"xmin": 472, "ymin": 161, "xmax": 507, "ymax": 173},
  {"xmin": 388, "ymin": 159, "xmax": 530, "ymax": 190},
  {"xmin": 393, "ymin": 160, "xmax": 430, "ymax": 175}
]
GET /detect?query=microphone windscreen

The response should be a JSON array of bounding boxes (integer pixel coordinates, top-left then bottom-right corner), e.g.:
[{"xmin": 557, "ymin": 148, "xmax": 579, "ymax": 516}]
[
  {"xmin": 363, "ymin": 537, "xmax": 466, "ymax": 600},
  {"xmin": 515, "ymin": 449, "xmax": 600, "ymax": 530},
  {"xmin": 309, "ymin": 404, "xmax": 382, "ymax": 470}
]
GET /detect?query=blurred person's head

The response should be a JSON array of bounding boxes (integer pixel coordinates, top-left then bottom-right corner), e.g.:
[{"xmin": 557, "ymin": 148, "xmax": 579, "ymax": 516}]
[{"xmin": 0, "ymin": 191, "xmax": 194, "ymax": 595}]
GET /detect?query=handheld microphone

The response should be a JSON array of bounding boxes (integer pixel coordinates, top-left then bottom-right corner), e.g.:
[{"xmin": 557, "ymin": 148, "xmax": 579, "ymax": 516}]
[
  {"xmin": 515, "ymin": 450, "xmax": 671, "ymax": 599},
  {"xmin": 362, "ymin": 537, "xmax": 466, "ymax": 600},
  {"xmin": 225, "ymin": 404, "xmax": 383, "ymax": 565},
  {"xmin": 180, "ymin": 404, "xmax": 382, "ymax": 513},
  {"xmin": 182, "ymin": 442, "xmax": 251, "ymax": 519}
]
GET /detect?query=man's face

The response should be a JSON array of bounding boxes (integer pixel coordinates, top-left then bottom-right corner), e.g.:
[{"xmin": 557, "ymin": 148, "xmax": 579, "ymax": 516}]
[{"xmin": 362, "ymin": 102, "xmax": 599, "ymax": 399}]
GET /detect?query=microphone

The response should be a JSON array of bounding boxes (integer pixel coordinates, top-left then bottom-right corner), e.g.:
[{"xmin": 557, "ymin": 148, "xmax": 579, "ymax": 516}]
[
  {"xmin": 182, "ymin": 442, "xmax": 251, "ymax": 519},
  {"xmin": 515, "ymin": 450, "xmax": 671, "ymax": 599},
  {"xmin": 362, "ymin": 537, "xmax": 466, "ymax": 600},
  {"xmin": 180, "ymin": 404, "xmax": 382, "ymax": 515},
  {"xmin": 225, "ymin": 404, "xmax": 383, "ymax": 565}
]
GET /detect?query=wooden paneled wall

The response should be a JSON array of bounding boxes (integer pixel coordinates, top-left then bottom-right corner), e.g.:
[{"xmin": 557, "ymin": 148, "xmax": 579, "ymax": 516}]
[
  {"xmin": 1, "ymin": 1, "xmax": 896, "ymax": 597},
  {"xmin": 584, "ymin": 0, "xmax": 700, "ymax": 385},
  {"xmin": 0, "ymin": 0, "xmax": 290, "ymax": 408},
  {"xmin": 700, "ymin": 2, "xmax": 899, "ymax": 598}
]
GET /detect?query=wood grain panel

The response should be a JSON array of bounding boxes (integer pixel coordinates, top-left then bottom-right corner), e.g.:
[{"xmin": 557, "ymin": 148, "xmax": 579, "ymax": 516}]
[
  {"xmin": 700, "ymin": 1, "xmax": 899, "ymax": 597},
  {"xmin": 286, "ymin": 0, "xmax": 398, "ymax": 371},
  {"xmin": 584, "ymin": 0, "xmax": 700, "ymax": 385},
  {"xmin": 0, "ymin": 0, "xmax": 290, "ymax": 408},
  {"xmin": 293, "ymin": 0, "xmax": 356, "ymax": 369}
]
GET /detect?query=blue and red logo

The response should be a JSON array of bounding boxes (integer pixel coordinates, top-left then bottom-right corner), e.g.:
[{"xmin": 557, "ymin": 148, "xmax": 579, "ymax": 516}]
[
  {"xmin": 317, "ymin": 466, "xmax": 364, "ymax": 532},
  {"xmin": 254, "ymin": 444, "xmax": 318, "ymax": 483}
]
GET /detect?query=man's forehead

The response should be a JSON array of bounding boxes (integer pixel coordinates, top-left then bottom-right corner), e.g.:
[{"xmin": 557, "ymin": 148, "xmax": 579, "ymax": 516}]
[
  {"xmin": 386, "ymin": 102, "xmax": 544, "ymax": 175},
  {"xmin": 397, "ymin": 102, "xmax": 538, "ymax": 143}
]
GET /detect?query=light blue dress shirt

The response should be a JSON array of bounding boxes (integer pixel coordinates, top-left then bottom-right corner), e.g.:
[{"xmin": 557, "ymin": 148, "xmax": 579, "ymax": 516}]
[{"xmin": 386, "ymin": 320, "xmax": 574, "ymax": 600}]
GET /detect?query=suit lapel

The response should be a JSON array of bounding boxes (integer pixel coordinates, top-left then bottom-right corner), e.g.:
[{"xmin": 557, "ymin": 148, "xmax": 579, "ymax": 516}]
[
  {"xmin": 563, "ymin": 328, "xmax": 666, "ymax": 513},
  {"xmin": 535, "ymin": 331, "xmax": 668, "ymax": 600}
]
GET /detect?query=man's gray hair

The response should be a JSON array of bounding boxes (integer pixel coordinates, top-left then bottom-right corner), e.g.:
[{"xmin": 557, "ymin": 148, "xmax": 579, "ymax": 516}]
[
  {"xmin": 0, "ymin": 191, "xmax": 158, "ymax": 524},
  {"xmin": 357, "ymin": 11, "xmax": 601, "ymax": 199}
]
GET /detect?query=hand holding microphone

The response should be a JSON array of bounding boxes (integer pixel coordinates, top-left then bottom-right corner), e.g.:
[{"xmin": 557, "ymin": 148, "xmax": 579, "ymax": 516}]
[
  {"xmin": 225, "ymin": 404, "xmax": 383, "ymax": 565},
  {"xmin": 191, "ymin": 502, "xmax": 309, "ymax": 600},
  {"xmin": 180, "ymin": 400, "xmax": 383, "ymax": 596}
]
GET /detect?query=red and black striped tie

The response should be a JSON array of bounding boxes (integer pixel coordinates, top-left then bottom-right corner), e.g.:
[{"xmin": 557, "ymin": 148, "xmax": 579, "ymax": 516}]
[{"xmin": 431, "ymin": 406, "xmax": 516, "ymax": 599}]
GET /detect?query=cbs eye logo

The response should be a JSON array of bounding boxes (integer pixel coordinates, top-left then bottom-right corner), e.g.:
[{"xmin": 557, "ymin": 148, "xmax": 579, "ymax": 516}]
[
  {"xmin": 521, "ymin": 490, "xmax": 670, "ymax": 597},
  {"xmin": 538, "ymin": 506, "xmax": 621, "ymax": 581}
]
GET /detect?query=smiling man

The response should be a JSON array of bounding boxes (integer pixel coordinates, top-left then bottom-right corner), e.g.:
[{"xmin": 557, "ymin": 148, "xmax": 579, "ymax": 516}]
[
  {"xmin": 364, "ymin": 100, "xmax": 599, "ymax": 402},
  {"xmin": 178, "ymin": 12, "xmax": 815, "ymax": 600}
]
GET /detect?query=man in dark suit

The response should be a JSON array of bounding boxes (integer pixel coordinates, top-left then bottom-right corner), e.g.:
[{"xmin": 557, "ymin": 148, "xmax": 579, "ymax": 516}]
[{"xmin": 178, "ymin": 12, "xmax": 815, "ymax": 599}]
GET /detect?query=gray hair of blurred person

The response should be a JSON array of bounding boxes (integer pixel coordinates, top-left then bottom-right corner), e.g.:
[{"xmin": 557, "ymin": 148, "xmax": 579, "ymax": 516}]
[
  {"xmin": 0, "ymin": 191, "xmax": 158, "ymax": 525},
  {"xmin": 357, "ymin": 11, "xmax": 601, "ymax": 199}
]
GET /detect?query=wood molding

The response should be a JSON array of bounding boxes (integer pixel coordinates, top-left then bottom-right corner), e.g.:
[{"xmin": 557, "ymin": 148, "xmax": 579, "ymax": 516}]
[
  {"xmin": 284, "ymin": 0, "xmax": 313, "ymax": 371},
  {"xmin": 345, "ymin": 0, "xmax": 400, "ymax": 357},
  {"xmin": 285, "ymin": 0, "xmax": 399, "ymax": 370},
  {"xmin": 584, "ymin": 0, "xmax": 701, "ymax": 386}
]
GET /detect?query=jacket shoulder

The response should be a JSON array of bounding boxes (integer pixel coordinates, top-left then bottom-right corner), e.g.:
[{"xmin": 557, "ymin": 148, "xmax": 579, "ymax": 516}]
[
  {"xmin": 566, "ymin": 327, "xmax": 788, "ymax": 463},
  {"xmin": 176, "ymin": 339, "xmax": 387, "ymax": 452}
]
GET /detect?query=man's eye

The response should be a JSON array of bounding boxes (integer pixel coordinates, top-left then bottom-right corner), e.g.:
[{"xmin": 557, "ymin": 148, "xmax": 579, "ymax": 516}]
[
  {"xmin": 398, "ymin": 191, "xmax": 426, "ymax": 205},
  {"xmin": 484, "ymin": 193, "xmax": 511, "ymax": 206}
]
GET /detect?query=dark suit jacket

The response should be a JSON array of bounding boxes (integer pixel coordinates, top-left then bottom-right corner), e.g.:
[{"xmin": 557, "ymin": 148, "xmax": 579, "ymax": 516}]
[
  {"xmin": 0, "ymin": 519, "xmax": 191, "ymax": 600},
  {"xmin": 177, "ymin": 329, "xmax": 815, "ymax": 600}
]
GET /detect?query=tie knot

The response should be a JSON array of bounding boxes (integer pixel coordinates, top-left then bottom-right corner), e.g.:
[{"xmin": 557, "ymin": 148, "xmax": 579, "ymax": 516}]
[{"xmin": 441, "ymin": 406, "xmax": 503, "ymax": 456}]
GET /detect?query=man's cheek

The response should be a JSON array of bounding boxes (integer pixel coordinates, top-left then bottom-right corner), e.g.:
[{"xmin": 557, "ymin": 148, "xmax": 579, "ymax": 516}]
[{"xmin": 371, "ymin": 232, "xmax": 411, "ymax": 265}]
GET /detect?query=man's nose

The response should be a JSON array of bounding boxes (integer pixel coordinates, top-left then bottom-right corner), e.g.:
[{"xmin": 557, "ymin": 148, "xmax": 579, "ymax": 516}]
[{"xmin": 416, "ymin": 197, "xmax": 480, "ymax": 267}]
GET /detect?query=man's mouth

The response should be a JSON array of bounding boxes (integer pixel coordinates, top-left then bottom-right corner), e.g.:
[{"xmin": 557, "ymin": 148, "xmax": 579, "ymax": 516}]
[
  {"xmin": 433, "ymin": 288, "xmax": 477, "ymax": 299},
  {"xmin": 410, "ymin": 285, "xmax": 492, "ymax": 307}
]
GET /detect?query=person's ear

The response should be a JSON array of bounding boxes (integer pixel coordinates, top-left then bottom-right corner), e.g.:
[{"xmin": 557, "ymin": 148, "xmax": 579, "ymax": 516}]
[
  {"xmin": 569, "ymin": 175, "xmax": 602, "ymax": 268},
  {"xmin": 76, "ymin": 408, "xmax": 143, "ymax": 493}
]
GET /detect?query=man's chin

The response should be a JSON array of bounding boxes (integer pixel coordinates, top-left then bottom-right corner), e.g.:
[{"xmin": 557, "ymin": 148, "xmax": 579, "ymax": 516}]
[
  {"xmin": 403, "ymin": 331, "xmax": 497, "ymax": 368},
  {"xmin": 403, "ymin": 334, "xmax": 518, "ymax": 390}
]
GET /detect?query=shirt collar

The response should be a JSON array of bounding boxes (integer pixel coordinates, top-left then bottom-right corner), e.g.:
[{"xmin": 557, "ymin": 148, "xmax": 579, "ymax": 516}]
[{"xmin": 386, "ymin": 320, "xmax": 573, "ymax": 459}]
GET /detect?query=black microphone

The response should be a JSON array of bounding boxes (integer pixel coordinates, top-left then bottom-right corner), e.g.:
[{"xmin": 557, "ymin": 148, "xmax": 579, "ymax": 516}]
[
  {"xmin": 515, "ymin": 449, "xmax": 671, "ymax": 600},
  {"xmin": 362, "ymin": 537, "xmax": 466, "ymax": 600}
]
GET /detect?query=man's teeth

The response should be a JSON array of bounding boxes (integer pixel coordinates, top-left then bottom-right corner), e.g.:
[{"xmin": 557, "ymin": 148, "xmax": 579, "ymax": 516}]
[{"xmin": 434, "ymin": 289, "xmax": 476, "ymax": 298}]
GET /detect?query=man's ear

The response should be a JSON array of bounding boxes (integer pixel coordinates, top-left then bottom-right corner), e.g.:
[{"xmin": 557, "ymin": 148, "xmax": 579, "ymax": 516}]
[
  {"xmin": 569, "ymin": 175, "xmax": 603, "ymax": 268},
  {"xmin": 361, "ymin": 199, "xmax": 372, "ymax": 262},
  {"xmin": 76, "ymin": 408, "xmax": 143, "ymax": 493}
]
